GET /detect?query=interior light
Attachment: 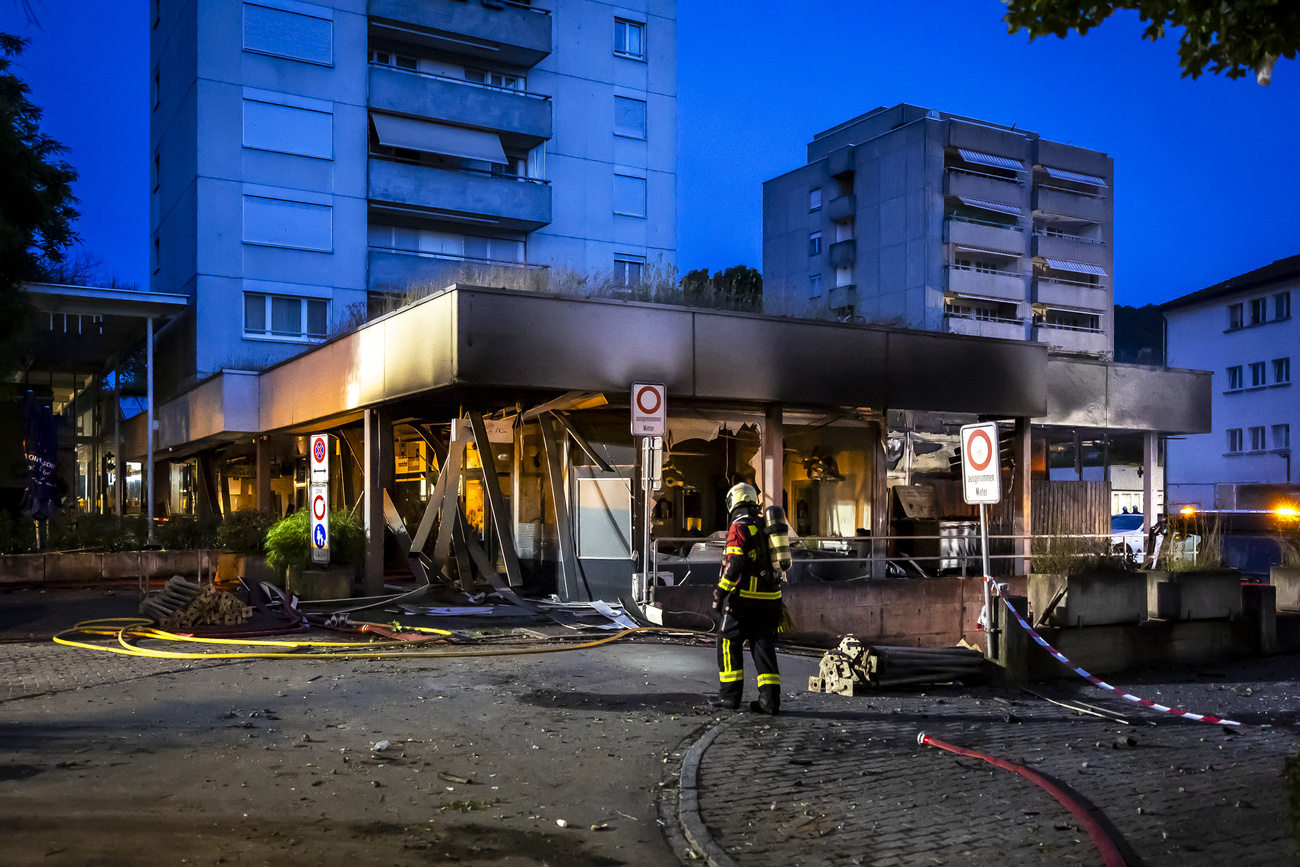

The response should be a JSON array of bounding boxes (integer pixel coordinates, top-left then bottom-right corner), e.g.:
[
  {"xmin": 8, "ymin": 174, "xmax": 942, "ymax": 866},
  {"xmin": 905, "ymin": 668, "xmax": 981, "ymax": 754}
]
[{"xmin": 1179, "ymin": 506, "xmax": 1196, "ymax": 516}]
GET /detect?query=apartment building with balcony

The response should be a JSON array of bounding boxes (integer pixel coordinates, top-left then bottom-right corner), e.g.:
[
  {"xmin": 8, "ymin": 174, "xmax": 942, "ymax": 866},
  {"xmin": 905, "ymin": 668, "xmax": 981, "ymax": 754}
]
[
  {"xmin": 150, "ymin": 0, "xmax": 677, "ymax": 393},
  {"xmin": 762, "ymin": 104, "xmax": 1113, "ymax": 357},
  {"xmin": 1163, "ymin": 254, "xmax": 1300, "ymax": 508}
]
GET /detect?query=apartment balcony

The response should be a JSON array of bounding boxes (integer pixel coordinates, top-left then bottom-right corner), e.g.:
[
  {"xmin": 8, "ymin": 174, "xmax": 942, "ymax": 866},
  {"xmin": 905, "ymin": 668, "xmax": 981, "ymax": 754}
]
[
  {"xmin": 827, "ymin": 194, "xmax": 856, "ymax": 224},
  {"xmin": 828, "ymin": 284, "xmax": 856, "ymax": 310},
  {"xmin": 944, "ymin": 218, "xmax": 1024, "ymax": 256},
  {"xmin": 943, "ymin": 168, "xmax": 1023, "ymax": 205},
  {"xmin": 947, "ymin": 265, "xmax": 1025, "ymax": 303},
  {"xmin": 368, "ymin": 0, "xmax": 552, "ymax": 68},
  {"xmin": 1032, "ymin": 279, "xmax": 1109, "ymax": 313},
  {"xmin": 1034, "ymin": 323, "xmax": 1110, "ymax": 356},
  {"xmin": 1032, "ymin": 185, "xmax": 1107, "ymax": 223},
  {"xmin": 829, "ymin": 239, "xmax": 856, "ymax": 268},
  {"xmin": 369, "ymin": 65, "xmax": 552, "ymax": 146},
  {"xmin": 368, "ymin": 247, "xmax": 546, "ymax": 294},
  {"xmin": 368, "ymin": 156, "xmax": 551, "ymax": 231},
  {"xmin": 1031, "ymin": 231, "xmax": 1105, "ymax": 264},
  {"xmin": 945, "ymin": 314, "xmax": 1026, "ymax": 341}
]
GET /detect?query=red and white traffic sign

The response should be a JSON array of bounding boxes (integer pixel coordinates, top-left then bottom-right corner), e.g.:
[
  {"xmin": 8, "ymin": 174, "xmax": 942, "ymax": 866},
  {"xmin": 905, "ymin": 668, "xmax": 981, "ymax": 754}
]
[
  {"xmin": 310, "ymin": 434, "xmax": 330, "ymax": 483},
  {"xmin": 310, "ymin": 483, "xmax": 330, "ymax": 564},
  {"xmin": 630, "ymin": 383, "xmax": 666, "ymax": 437},
  {"xmin": 960, "ymin": 422, "xmax": 1001, "ymax": 504}
]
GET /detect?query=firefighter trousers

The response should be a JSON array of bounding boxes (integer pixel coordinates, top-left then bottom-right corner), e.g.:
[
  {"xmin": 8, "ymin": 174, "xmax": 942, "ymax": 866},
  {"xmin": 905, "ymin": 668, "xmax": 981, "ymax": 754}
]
[{"xmin": 716, "ymin": 603, "xmax": 780, "ymax": 711}]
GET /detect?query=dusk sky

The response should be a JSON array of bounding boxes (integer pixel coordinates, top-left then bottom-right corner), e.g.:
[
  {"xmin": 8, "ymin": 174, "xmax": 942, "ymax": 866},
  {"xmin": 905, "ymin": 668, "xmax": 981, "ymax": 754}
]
[{"xmin": 4, "ymin": 0, "xmax": 1297, "ymax": 307}]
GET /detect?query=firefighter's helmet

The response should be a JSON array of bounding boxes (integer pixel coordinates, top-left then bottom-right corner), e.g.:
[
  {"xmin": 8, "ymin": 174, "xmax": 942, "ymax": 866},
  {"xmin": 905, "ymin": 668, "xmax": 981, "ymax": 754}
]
[{"xmin": 725, "ymin": 482, "xmax": 759, "ymax": 514}]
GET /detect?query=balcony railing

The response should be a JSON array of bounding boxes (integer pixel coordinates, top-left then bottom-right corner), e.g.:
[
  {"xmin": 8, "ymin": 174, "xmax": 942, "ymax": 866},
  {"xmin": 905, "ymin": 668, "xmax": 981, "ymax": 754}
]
[
  {"xmin": 945, "ymin": 312, "xmax": 1023, "ymax": 327},
  {"xmin": 944, "ymin": 165, "xmax": 1024, "ymax": 185},
  {"xmin": 1035, "ymin": 181, "xmax": 1104, "ymax": 200},
  {"xmin": 369, "ymin": 151, "xmax": 550, "ymax": 185},
  {"xmin": 1035, "ymin": 321, "xmax": 1103, "ymax": 334},
  {"xmin": 369, "ymin": 246, "xmax": 548, "ymax": 270},
  {"xmin": 1032, "ymin": 229, "xmax": 1103, "ymax": 245},
  {"xmin": 948, "ymin": 262, "xmax": 1020, "ymax": 278},
  {"xmin": 945, "ymin": 214, "xmax": 1023, "ymax": 232},
  {"xmin": 1035, "ymin": 273, "xmax": 1102, "ymax": 289},
  {"xmin": 368, "ymin": 61, "xmax": 551, "ymax": 101}
]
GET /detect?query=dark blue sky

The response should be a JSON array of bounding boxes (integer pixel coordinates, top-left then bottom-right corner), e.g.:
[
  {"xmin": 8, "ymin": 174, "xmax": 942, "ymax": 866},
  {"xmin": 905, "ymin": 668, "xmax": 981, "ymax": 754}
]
[{"xmin": 5, "ymin": 1, "xmax": 1297, "ymax": 306}]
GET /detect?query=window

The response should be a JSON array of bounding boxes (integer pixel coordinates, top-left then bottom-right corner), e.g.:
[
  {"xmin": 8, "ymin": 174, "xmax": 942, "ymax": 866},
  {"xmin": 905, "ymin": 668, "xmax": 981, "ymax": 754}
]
[
  {"xmin": 614, "ymin": 18, "xmax": 644, "ymax": 58},
  {"xmin": 1250, "ymin": 426, "xmax": 1266, "ymax": 451},
  {"xmin": 810, "ymin": 188, "xmax": 822, "ymax": 211},
  {"xmin": 243, "ymin": 2, "xmax": 333, "ymax": 66},
  {"xmin": 1227, "ymin": 365, "xmax": 1243, "ymax": 390},
  {"xmin": 152, "ymin": 69, "xmax": 160, "ymax": 111},
  {"xmin": 465, "ymin": 67, "xmax": 522, "ymax": 89},
  {"xmin": 614, "ymin": 96, "xmax": 646, "ymax": 139},
  {"xmin": 613, "ymin": 174, "xmax": 646, "ymax": 217},
  {"xmin": 1250, "ymin": 298, "xmax": 1266, "ymax": 325},
  {"xmin": 243, "ymin": 195, "xmax": 332, "ymax": 251},
  {"xmin": 1251, "ymin": 361, "xmax": 1267, "ymax": 387},
  {"xmin": 244, "ymin": 293, "xmax": 328, "ymax": 341},
  {"xmin": 956, "ymin": 257, "xmax": 1001, "ymax": 274},
  {"xmin": 371, "ymin": 50, "xmax": 418, "ymax": 70},
  {"xmin": 1277, "ymin": 291, "xmax": 1292, "ymax": 320},
  {"xmin": 614, "ymin": 255, "xmax": 644, "ymax": 286},
  {"xmin": 1274, "ymin": 424, "xmax": 1291, "ymax": 450},
  {"xmin": 1275, "ymin": 357, "xmax": 1291, "ymax": 384},
  {"xmin": 368, "ymin": 225, "xmax": 522, "ymax": 263},
  {"xmin": 809, "ymin": 232, "xmax": 822, "ymax": 256},
  {"xmin": 809, "ymin": 274, "xmax": 822, "ymax": 298},
  {"xmin": 152, "ymin": 151, "xmax": 160, "ymax": 193},
  {"xmin": 1227, "ymin": 428, "xmax": 1243, "ymax": 452},
  {"xmin": 1228, "ymin": 303, "xmax": 1243, "ymax": 329},
  {"xmin": 243, "ymin": 98, "xmax": 333, "ymax": 159}
]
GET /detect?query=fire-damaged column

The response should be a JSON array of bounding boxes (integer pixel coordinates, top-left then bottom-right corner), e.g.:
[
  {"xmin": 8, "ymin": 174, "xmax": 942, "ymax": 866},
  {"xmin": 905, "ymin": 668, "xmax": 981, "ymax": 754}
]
[
  {"xmin": 761, "ymin": 405, "xmax": 783, "ymax": 509},
  {"xmin": 1013, "ymin": 418, "xmax": 1032, "ymax": 576},
  {"xmin": 363, "ymin": 408, "xmax": 394, "ymax": 596},
  {"xmin": 1142, "ymin": 432, "xmax": 1158, "ymax": 541},
  {"xmin": 255, "ymin": 437, "xmax": 272, "ymax": 513},
  {"xmin": 869, "ymin": 414, "xmax": 888, "ymax": 578}
]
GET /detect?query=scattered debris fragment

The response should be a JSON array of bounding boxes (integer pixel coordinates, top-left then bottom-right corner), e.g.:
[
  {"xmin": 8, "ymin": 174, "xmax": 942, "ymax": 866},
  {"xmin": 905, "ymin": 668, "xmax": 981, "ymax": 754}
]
[
  {"xmin": 138, "ymin": 576, "xmax": 252, "ymax": 628},
  {"xmin": 437, "ymin": 772, "xmax": 471, "ymax": 784},
  {"xmin": 809, "ymin": 636, "xmax": 984, "ymax": 694}
]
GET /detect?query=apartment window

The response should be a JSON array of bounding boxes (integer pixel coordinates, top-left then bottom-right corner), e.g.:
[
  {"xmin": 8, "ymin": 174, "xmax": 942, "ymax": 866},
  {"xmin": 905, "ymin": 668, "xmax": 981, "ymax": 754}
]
[
  {"xmin": 1275, "ymin": 357, "xmax": 1291, "ymax": 384},
  {"xmin": 244, "ymin": 293, "xmax": 328, "ymax": 341},
  {"xmin": 614, "ymin": 255, "xmax": 644, "ymax": 286},
  {"xmin": 243, "ymin": 97, "xmax": 333, "ymax": 159},
  {"xmin": 614, "ymin": 18, "xmax": 644, "ymax": 58},
  {"xmin": 464, "ymin": 235, "xmax": 523, "ymax": 263},
  {"xmin": 1277, "ymin": 291, "xmax": 1292, "ymax": 320},
  {"xmin": 956, "ymin": 257, "xmax": 1000, "ymax": 275},
  {"xmin": 1251, "ymin": 361, "xmax": 1267, "ymax": 387},
  {"xmin": 1228, "ymin": 303, "xmax": 1243, "ymax": 329},
  {"xmin": 1250, "ymin": 426, "xmax": 1266, "ymax": 451},
  {"xmin": 1227, "ymin": 428, "xmax": 1243, "ymax": 453},
  {"xmin": 614, "ymin": 96, "xmax": 646, "ymax": 139},
  {"xmin": 243, "ymin": 194, "xmax": 332, "ymax": 251},
  {"xmin": 809, "ymin": 232, "xmax": 822, "ymax": 256},
  {"xmin": 809, "ymin": 274, "xmax": 822, "ymax": 299},
  {"xmin": 371, "ymin": 50, "xmax": 417, "ymax": 70},
  {"xmin": 810, "ymin": 188, "xmax": 822, "ymax": 211},
  {"xmin": 1250, "ymin": 298, "xmax": 1266, "ymax": 325},
  {"xmin": 613, "ymin": 174, "xmax": 646, "ymax": 217},
  {"xmin": 465, "ymin": 67, "xmax": 522, "ymax": 89},
  {"xmin": 243, "ymin": 2, "xmax": 333, "ymax": 66},
  {"xmin": 1274, "ymin": 424, "xmax": 1291, "ymax": 450},
  {"xmin": 1227, "ymin": 365, "xmax": 1243, "ymax": 390}
]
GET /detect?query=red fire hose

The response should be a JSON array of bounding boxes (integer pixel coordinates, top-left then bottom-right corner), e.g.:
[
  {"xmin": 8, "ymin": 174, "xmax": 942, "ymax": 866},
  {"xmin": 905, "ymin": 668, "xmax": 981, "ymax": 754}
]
[{"xmin": 917, "ymin": 731, "xmax": 1126, "ymax": 867}]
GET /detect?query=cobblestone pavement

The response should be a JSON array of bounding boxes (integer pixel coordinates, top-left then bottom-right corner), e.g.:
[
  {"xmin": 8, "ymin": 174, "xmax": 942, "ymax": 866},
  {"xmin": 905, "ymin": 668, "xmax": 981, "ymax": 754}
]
[
  {"xmin": 0, "ymin": 640, "xmax": 233, "ymax": 703},
  {"xmin": 670, "ymin": 657, "xmax": 1300, "ymax": 866}
]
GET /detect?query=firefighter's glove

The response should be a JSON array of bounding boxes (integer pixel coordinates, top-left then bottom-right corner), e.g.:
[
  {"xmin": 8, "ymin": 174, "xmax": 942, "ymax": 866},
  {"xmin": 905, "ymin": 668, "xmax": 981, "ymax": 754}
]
[{"xmin": 711, "ymin": 589, "xmax": 727, "ymax": 614}]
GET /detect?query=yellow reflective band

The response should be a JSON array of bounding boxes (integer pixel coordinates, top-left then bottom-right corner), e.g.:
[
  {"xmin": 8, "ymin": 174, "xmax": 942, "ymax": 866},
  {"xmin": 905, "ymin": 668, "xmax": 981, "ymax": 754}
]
[
  {"xmin": 725, "ymin": 546, "xmax": 744, "ymax": 556},
  {"xmin": 719, "ymin": 671, "xmax": 744, "ymax": 682},
  {"xmin": 718, "ymin": 578, "xmax": 737, "ymax": 592},
  {"xmin": 747, "ymin": 525, "xmax": 757, "ymax": 536},
  {"xmin": 757, "ymin": 674, "xmax": 781, "ymax": 687},
  {"xmin": 738, "ymin": 589, "xmax": 782, "ymax": 600},
  {"xmin": 721, "ymin": 639, "xmax": 736, "ymax": 672}
]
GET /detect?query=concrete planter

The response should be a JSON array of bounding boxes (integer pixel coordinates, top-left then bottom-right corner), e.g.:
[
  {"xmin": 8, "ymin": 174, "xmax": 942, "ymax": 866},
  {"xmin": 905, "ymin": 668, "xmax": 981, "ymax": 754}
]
[
  {"xmin": 0, "ymin": 550, "xmax": 219, "ymax": 585},
  {"xmin": 1028, "ymin": 572, "xmax": 1147, "ymax": 628},
  {"xmin": 1146, "ymin": 569, "xmax": 1242, "ymax": 621},
  {"xmin": 1271, "ymin": 567, "xmax": 1300, "ymax": 611},
  {"xmin": 287, "ymin": 566, "xmax": 351, "ymax": 602}
]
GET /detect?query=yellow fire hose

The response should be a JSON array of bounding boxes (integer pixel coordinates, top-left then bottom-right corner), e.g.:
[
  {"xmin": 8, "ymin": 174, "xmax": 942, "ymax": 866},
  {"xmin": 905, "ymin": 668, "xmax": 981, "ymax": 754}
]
[{"xmin": 54, "ymin": 617, "xmax": 691, "ymax": 661}]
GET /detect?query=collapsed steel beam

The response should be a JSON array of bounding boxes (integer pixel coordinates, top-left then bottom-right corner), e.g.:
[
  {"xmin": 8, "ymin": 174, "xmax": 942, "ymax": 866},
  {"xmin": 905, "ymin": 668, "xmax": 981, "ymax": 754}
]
[
  {"xmin": 550, "ymin": 411, "xmax": 614, "ymax": 473},
  {"xmin": 468, "ymin": 411, "xmax": 523, "ymax": 588},
  {"xmin": 539, "ymin": 412, "xmax": 585, "ymax": 601}
]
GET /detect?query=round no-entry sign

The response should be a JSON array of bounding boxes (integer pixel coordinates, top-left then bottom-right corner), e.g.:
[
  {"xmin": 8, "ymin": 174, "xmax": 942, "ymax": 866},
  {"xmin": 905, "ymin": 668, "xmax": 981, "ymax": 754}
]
[
  {"xmin": 966, "ymin": 428, "xmax": 994, "ymax": 472},
  {"xmin": 312, "ymin": 493, "xmax": 327, "ymax": 521},
  {"xmin": 630, "ymin": 382, "xmax": 666, "ymax": 436},
  {"xmin": 960, "ymin": 422, "xmax": 1001, "ymax": 505}
]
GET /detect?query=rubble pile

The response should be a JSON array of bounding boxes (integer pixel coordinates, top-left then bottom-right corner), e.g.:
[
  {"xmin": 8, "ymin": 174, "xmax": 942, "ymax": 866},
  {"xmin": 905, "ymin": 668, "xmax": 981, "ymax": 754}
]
[
  {"xmin": 809, "ymin": 635, "xmax": 984, "ymax": 694},
  {"xmin": 139, "ymin": 576, "xmax": 253, "ymax": 629}
]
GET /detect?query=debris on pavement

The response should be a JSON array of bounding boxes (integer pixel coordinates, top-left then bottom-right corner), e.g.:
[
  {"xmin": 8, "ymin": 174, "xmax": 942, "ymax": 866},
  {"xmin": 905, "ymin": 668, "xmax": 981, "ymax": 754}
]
[{"xmin": 808, "ymin": 635, "xmax": 984, "ymax": 694}]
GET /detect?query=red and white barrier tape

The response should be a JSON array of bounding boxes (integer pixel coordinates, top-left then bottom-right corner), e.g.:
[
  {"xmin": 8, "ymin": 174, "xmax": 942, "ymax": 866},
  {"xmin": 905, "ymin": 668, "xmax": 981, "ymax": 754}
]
[{"xmin": 990, "ymin": 580, "xmax": 1244, "ymax": 728}]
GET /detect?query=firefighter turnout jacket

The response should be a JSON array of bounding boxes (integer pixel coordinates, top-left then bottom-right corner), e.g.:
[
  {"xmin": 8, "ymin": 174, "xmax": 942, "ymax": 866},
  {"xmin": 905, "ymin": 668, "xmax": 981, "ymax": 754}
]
[{"xmin": 715, "ymin": 512, "xmax": 782, "ymax": 606}]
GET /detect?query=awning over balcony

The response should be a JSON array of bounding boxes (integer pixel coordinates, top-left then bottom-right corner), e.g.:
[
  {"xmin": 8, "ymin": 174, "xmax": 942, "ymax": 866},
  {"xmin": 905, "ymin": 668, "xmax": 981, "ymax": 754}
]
[
  {"xmin": 1045, "ymin": 258, "xmax": 1107, "ymax": 277},
  {"xmin": 953, "ymin": 243, "xmax": 1021, "ymax": 258},
  {"xmin": 371, "ymin": 113, "xmax": 507, "ymax": 164},
  {"xmin": 957, "ymin": 149, "xmax": 1024, "ymax": 172},
  {"xmin": 1039, "ymin": 166, "xmax": 1107, "ymax": 187},
  {"xmin": 955, "ymin": 196, "xmax": 1022, "ymax": 217}
]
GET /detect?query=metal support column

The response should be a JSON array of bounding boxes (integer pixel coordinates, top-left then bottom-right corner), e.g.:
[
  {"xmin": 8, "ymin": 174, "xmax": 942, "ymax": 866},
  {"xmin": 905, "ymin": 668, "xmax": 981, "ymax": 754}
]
[
  {"xmin": 146, "ymin": 316, "xmax": 156, "ymax": 544},
  {"xmin": 761, "ymin": 404, "xmax": 783, "ymax": 510},
  {"xmin": 1142, "ymin": 431, "xmax": 1158, "ymax": 551},
  {"xmin": 1013, "ymin": 417, "xmax": 1032, "ymax": 577},
  {"xmin": 362, "ymin": 408, "xmax": 394, "ymax": 596},
  {"xmin": 869, "ymin": 414, "xmax": 889, "ymax": 578},
  {"xmin": 256, "ymin": 437, "xmax": 273, "ymax": 514}
]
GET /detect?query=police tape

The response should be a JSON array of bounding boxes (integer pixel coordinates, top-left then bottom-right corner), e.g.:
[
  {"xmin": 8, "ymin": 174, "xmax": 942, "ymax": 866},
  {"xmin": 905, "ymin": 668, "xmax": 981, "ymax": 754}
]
[{"xmin": 990, "ymin": 581, "xmax": 1245, "ymax": 728}]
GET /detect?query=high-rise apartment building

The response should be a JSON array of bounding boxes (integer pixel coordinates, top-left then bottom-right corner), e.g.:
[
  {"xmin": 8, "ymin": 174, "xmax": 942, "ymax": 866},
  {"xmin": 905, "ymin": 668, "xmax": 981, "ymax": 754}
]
[
  {"xmin": 150, "ymin": 0, "xmax": 677, "ymax": 392},
  {"xmin": 763, "ymin": 104, "xmax": 1113, "ymax": 357}
]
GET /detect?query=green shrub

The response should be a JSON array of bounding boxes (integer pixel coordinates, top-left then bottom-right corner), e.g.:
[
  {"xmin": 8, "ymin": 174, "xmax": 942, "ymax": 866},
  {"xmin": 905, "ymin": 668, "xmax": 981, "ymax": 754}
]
[
  {"xmin": 44, "ymin": 513, "xmax": 149, "ymax": 552},
  {"xmin": 216, "ymin": 509, "xmax": 276, "ymax": 555},
  {"xmin": 156, "ymin": 515, "xmax": 219, "ymax": 551},
  {"xmin": 0, "ymin": 512, "xmax": 36, "ymax": 554},
  {"xmin": 264, "ymin": 508, "xmax": 363, "ymax": 570}
]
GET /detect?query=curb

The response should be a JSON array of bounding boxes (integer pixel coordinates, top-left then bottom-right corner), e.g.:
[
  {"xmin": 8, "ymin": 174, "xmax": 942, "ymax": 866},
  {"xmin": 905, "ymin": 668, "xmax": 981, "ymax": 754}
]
[{"xmin": 676, "ymin": 715, "xmax": 738, "ymax": 867}]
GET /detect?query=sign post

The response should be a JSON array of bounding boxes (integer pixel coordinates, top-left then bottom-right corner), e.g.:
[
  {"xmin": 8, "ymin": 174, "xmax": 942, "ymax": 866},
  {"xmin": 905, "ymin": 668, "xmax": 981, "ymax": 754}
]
[
  {"xmin": 631, "ymin": 384, "xmax": 666, "ymax": 603},
  {"xmin": 309, "ymin": 434, "xmax": 331, "ymax": 567},
  {"xmin": 959, "ymin": 422, "xmax": 1001, "ymax": 657}
]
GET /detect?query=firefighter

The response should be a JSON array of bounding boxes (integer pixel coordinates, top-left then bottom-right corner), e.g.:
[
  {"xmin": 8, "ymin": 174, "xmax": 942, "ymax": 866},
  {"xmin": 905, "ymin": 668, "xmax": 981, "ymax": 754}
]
[{"xmin": 711, "ymin": 482, "xmax": 782, "ymax": 714}]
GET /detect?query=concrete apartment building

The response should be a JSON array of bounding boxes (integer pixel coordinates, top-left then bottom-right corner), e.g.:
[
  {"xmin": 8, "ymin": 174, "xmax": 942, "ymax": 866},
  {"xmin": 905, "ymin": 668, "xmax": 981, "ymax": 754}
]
[
  {"xmin": 150, "ymin": 0, "xmax": 677, "ymax": 393},
  {"xmin": 762, "ymin": 104, "xmax": 1114, "ymax": 357},
  {"xmin": 1164, "ymin": 254, "xmax": 1299, "ymax": 509}
]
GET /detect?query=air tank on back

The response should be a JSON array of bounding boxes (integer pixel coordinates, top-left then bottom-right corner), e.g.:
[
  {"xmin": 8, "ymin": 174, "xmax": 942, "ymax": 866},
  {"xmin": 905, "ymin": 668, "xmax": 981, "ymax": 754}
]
[{"xmin": 764, "ymin": 505, "xmax": 793, "ymax": 574}]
